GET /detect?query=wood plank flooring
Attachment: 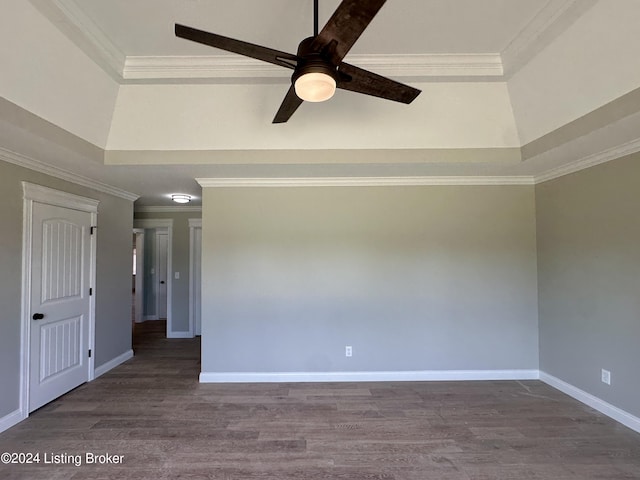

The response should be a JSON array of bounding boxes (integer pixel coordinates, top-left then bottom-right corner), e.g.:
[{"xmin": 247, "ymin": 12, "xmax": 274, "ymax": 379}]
[{"xmin": 1, "ymin": 321, "xmax": 639, "ymax": 479}]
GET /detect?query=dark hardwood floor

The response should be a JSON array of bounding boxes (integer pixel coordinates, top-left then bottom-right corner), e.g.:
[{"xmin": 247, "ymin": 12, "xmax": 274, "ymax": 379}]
[{"xmin": 1, "ymin": 321, "xmax": 639, "ymax": 479}]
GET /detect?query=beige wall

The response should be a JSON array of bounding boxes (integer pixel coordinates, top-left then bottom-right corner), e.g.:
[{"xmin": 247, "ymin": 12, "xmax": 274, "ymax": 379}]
[
  {"xmin": 536, "ymin": 153, "xmax": 640, "ymax": 418},
  {"xmin": 0, "ymin": 159, "xmax": 133, "ymax": 418},
  {"xmin": 201, "ymin": 184, "xmax": 539, "ymax": 376}
]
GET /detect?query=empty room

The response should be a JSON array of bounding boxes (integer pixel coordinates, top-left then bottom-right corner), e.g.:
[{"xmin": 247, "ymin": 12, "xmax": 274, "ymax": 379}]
[{"xmin": 1, "ymin": 1, "xmax": 639, "ymax": 478}]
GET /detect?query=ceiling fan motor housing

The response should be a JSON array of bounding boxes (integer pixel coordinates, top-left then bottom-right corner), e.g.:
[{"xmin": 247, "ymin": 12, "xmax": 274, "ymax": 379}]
[{"xmin": 292, "ymin": 37, "xmax": 338, "ymax": 82}]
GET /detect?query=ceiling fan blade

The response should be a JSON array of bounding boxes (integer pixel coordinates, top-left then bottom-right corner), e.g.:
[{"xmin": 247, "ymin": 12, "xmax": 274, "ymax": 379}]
[
  {"xmin": 273, "ymin": 85, "xmax": 304, "ymax": 123},
  {"xmin": 311, "ymin": 0, "xmax": 387, "ymax": 65},
  {"xmin": 175, "ymin": 24, "xmax": 298, "ymax": 69},
  {"xmin": 337, "ymin": 62, "xmax": 421, "ymax": 104}
]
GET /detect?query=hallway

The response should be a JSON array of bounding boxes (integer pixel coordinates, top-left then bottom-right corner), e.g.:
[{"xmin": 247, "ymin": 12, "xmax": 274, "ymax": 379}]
[{"xmin": 1, "ymin": 322, "xmax": 639, "ymax": 479}]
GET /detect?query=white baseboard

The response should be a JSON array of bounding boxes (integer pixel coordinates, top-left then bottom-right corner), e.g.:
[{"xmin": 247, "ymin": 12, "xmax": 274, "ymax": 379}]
[
  {"xmin": 0, "ymin": 408, "xmax": 25, "ymax": 434},
  {"xmin": 540, "ymin": 371, "xmax": 640, "ymax": 434},
  {"xmin": 93, "ymin": 349, "xmax": 134, "ymax": 379},
  {"xmin": 168, "ymin": 331, "xmax": 193, "ymax": 339},
  {"xmin": 199, "ymin": 369, "xmax": 540, "ymax": 383}
]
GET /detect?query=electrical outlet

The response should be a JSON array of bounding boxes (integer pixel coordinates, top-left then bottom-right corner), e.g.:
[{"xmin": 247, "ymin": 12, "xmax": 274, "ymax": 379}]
[
  {"xmin": 601, "ymin": 369, "xmax": 611, "ymax": 385},
  {"xmin": 345, "ymin": 346, "xmax": 352, "ymax": 357}
]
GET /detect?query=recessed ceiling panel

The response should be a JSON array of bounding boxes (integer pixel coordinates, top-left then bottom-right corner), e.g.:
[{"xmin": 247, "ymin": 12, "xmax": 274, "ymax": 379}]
[{"xmin": 73, "ymin": 0, "xmax": 548, "ymax": 56}]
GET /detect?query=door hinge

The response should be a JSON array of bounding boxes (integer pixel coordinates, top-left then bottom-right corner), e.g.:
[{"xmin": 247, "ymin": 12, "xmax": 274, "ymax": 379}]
[
  {"xmin": 89, "ymin": 287, "xmax": 93, "ymax": 296},
  {"xmin": 90, "ymin": 226, "xmax": 97, "ymax": 235},
  {"xmin": 88, "ymin": 349, "xmax": 92, "ymax": 358}
]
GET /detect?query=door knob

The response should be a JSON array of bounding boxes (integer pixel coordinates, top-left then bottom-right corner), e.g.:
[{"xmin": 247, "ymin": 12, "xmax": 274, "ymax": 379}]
[
  {"xmin": 32, "ymin": 313, "xmax": 45, "ymax": 320},
  {"xmin": 160, "ymin": 281, "xmax": 165, "ymax": 284}
]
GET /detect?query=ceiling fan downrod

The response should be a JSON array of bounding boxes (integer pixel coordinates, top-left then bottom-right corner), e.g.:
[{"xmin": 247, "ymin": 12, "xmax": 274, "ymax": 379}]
[{"xmin": 314, "ymin": 0, "xmax": 319, "ymax": 36}]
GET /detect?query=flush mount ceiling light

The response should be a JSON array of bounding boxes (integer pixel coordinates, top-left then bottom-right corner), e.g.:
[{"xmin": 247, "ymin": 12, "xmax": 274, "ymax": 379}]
[{"xmin": 171, "ymin": 194, "xmax": 191, "ymax": 204}]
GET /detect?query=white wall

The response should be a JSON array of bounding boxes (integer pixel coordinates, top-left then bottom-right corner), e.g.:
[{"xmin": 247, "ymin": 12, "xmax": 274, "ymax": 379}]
[
  {"xmin": 508, "ymin": 0, "xmax": 640, "ymax": 145},
  {"xmin": 106, "ymin": 82, "xmax": 520, "ymax": 151},
  {"xmin": 0, "ymin": 0, "xmax": 119, "ymax": 148}
]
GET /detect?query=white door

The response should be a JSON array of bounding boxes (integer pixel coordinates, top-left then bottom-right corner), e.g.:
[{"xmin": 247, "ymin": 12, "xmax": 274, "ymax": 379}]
[
  {"xmin": 156, "ymin": 232, "xmax": 168, "ymax": 319},
  {"xmin": 29, "ymin": 202, "xmax": 92, "ymax": 412}
]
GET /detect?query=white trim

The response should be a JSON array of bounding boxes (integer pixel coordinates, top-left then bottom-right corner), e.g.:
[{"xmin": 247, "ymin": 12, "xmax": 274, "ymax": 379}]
[
  {"xmin": 1, "ymin": 148, "xmax": 138, "ymax": 201},
  {"xmin": 540, "ymin": 372, "xmax": 640, "ymax": 434},
  {"xmin": 136, "ymin": 206, "xmax": 202, "ymax": 213},
  {"xmin": 93, "ymin": 349, "xmax": 134, "ymax": 379},
  {"xmin": 534, "ymin": 137, "xmax": 640, "ymax": 184},
  {"xmin": 32, "ymin": 0, "xmax": 126, "ymax": 75},
  {"xmin": 134, "ymin": 219, "xmax": 174, "ymax": 229},
  {"xmin": 33, "ymin": 0, "xmax": 596, "ymax": 83},
  {"xmin": 20, "ymin": 187, "xmax": 33, "ymax": 421},
  {"xmin": 348, "ymin": 53, "xmax": 503, "ymax": 79},
  {"xmin": 87, "ymin": 209, "xmax": 98, "ymax": 381},
  {"xmin": 123, "ymin": 53, "xmax": 503, "ymax": 81},
  {"xmin": 133, "ymin": 219, "xmax": 174, "ymax": 338},
  {"xmin": 501, "ymin": 0, "xmax": 598, "ymax": 77},
  {"xmin": 0, "ymin": 409, "xmax": 24, "ymax": 434},
  {"xmin": 154, "ymin": 230, "xmax": 167, "ymax": 320},
  {"xmin": 22, "ymin": 182, "xmax": 99, "ymax": 212},
  {"xmin": 133, "ymin": 229, "xmax": 145, "ymax": 324},
  {"xmin": 188, "ymin": 218, "xmax": 202, "ymax": 337},
  {"xmin": 196, "ymin": 176, "xmax": 535, "ymax": 188},
  {"xmin": 167, "ymin": 331, "xmax": 193, "ymax": 339},
  {"xmin": 199, "ymin": 369, "xmax": 540, "ymax": 383},
  {"xmin": 20, "ymin": 183, "xmax": 99, "ymax": 418}
]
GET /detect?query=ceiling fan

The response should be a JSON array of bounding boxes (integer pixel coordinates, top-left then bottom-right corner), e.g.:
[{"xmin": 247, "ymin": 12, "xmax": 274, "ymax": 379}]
[{"xmin": 175, "ymin": 0, "xmax": 421, "ymax": 123}]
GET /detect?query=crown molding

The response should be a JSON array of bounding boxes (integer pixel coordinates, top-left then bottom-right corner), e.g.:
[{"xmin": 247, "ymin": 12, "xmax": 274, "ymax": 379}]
[
  {"xmin": 39, "ymin": 0, "xmax": 595, "ymax": 83},
  {"xmin": 23, "ymin": 182, "xmax": 99, "ymax": 212},
  {"xmin": 52, "ymin": 0, "xmax": 125, "ymax": 75},
  {"xmin": 197, "ymin": 176, "xmax": 534, "ymax": 188},
  {"xmin": 29, "ymin": 0, "xmax": 125, "ymax": 77},
  {"xmin": 501, "ymin": 0, "xmax": 598, "ymax": 78},
  {"xmin": 135, "ymin": 206, "xmax": 202, "ymax": 213},
  {"xmin": 123, "ymin": 53, "xmax": 503, "ymax": 82},
  {"xmin": 0, "ymin": 148, "xmax": 139, "ymax": 202},
  {"xmin": 534, "ymin": 137, "xmax": 640, "ymax": 184},
  {"xmin": 36, "ymin": 0, "xmax": 597, "ymax": 83}
]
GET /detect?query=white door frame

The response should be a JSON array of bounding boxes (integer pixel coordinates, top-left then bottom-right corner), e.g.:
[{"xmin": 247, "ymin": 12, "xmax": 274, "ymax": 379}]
[
  {"xmin": 133, "ymin": 219, "xmax": 174, "ymax": 337},
  {"xmin": 188, "ymin": 218, "xmax": 202, "ymax": 337},
  {"xmin": 154, "ymin": 229, "xmax": 169, "ymax": 319},
  {"xmin": 20, "ymin": 182, "xmax": 98, "ymax": 420},
  {"xmin": 133, "ymin": 228, "xmax": 145, "ymax": 323}
]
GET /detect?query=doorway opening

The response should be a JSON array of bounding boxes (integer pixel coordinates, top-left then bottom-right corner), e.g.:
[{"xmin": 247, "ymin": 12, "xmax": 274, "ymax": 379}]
[{"xmin": 133, "ymin": 219, "xmax": 173, "ymax": 338}]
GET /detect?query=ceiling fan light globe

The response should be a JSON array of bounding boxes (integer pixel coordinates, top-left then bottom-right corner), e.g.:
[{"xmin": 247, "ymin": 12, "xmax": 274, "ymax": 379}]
[{"xmin": 294, "ymin": 72, "xmax": 336, "ymax": 102}]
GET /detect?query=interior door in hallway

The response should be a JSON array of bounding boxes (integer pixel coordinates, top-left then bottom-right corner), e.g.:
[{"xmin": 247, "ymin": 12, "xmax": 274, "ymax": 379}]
[
  {"xmin": 156, "ymin": 231, "xmax": 168, "ymax": 319},
  {"xmin": 29, "ymin": 202, "xmax": 92, "ymax": 412}
]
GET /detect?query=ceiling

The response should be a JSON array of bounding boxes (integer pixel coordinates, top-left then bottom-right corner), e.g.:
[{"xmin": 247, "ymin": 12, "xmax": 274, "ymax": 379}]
[
  {"xmin": 3, "ymin": 0, "xmax": 640, "ymax": 207},
  {"xmin": 32, "ymin": 0, "xmax": 578, "ymax": 82},
  {"xmin": 71, "ymin": 0, "xmax": 547, "ymax": 56}
]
